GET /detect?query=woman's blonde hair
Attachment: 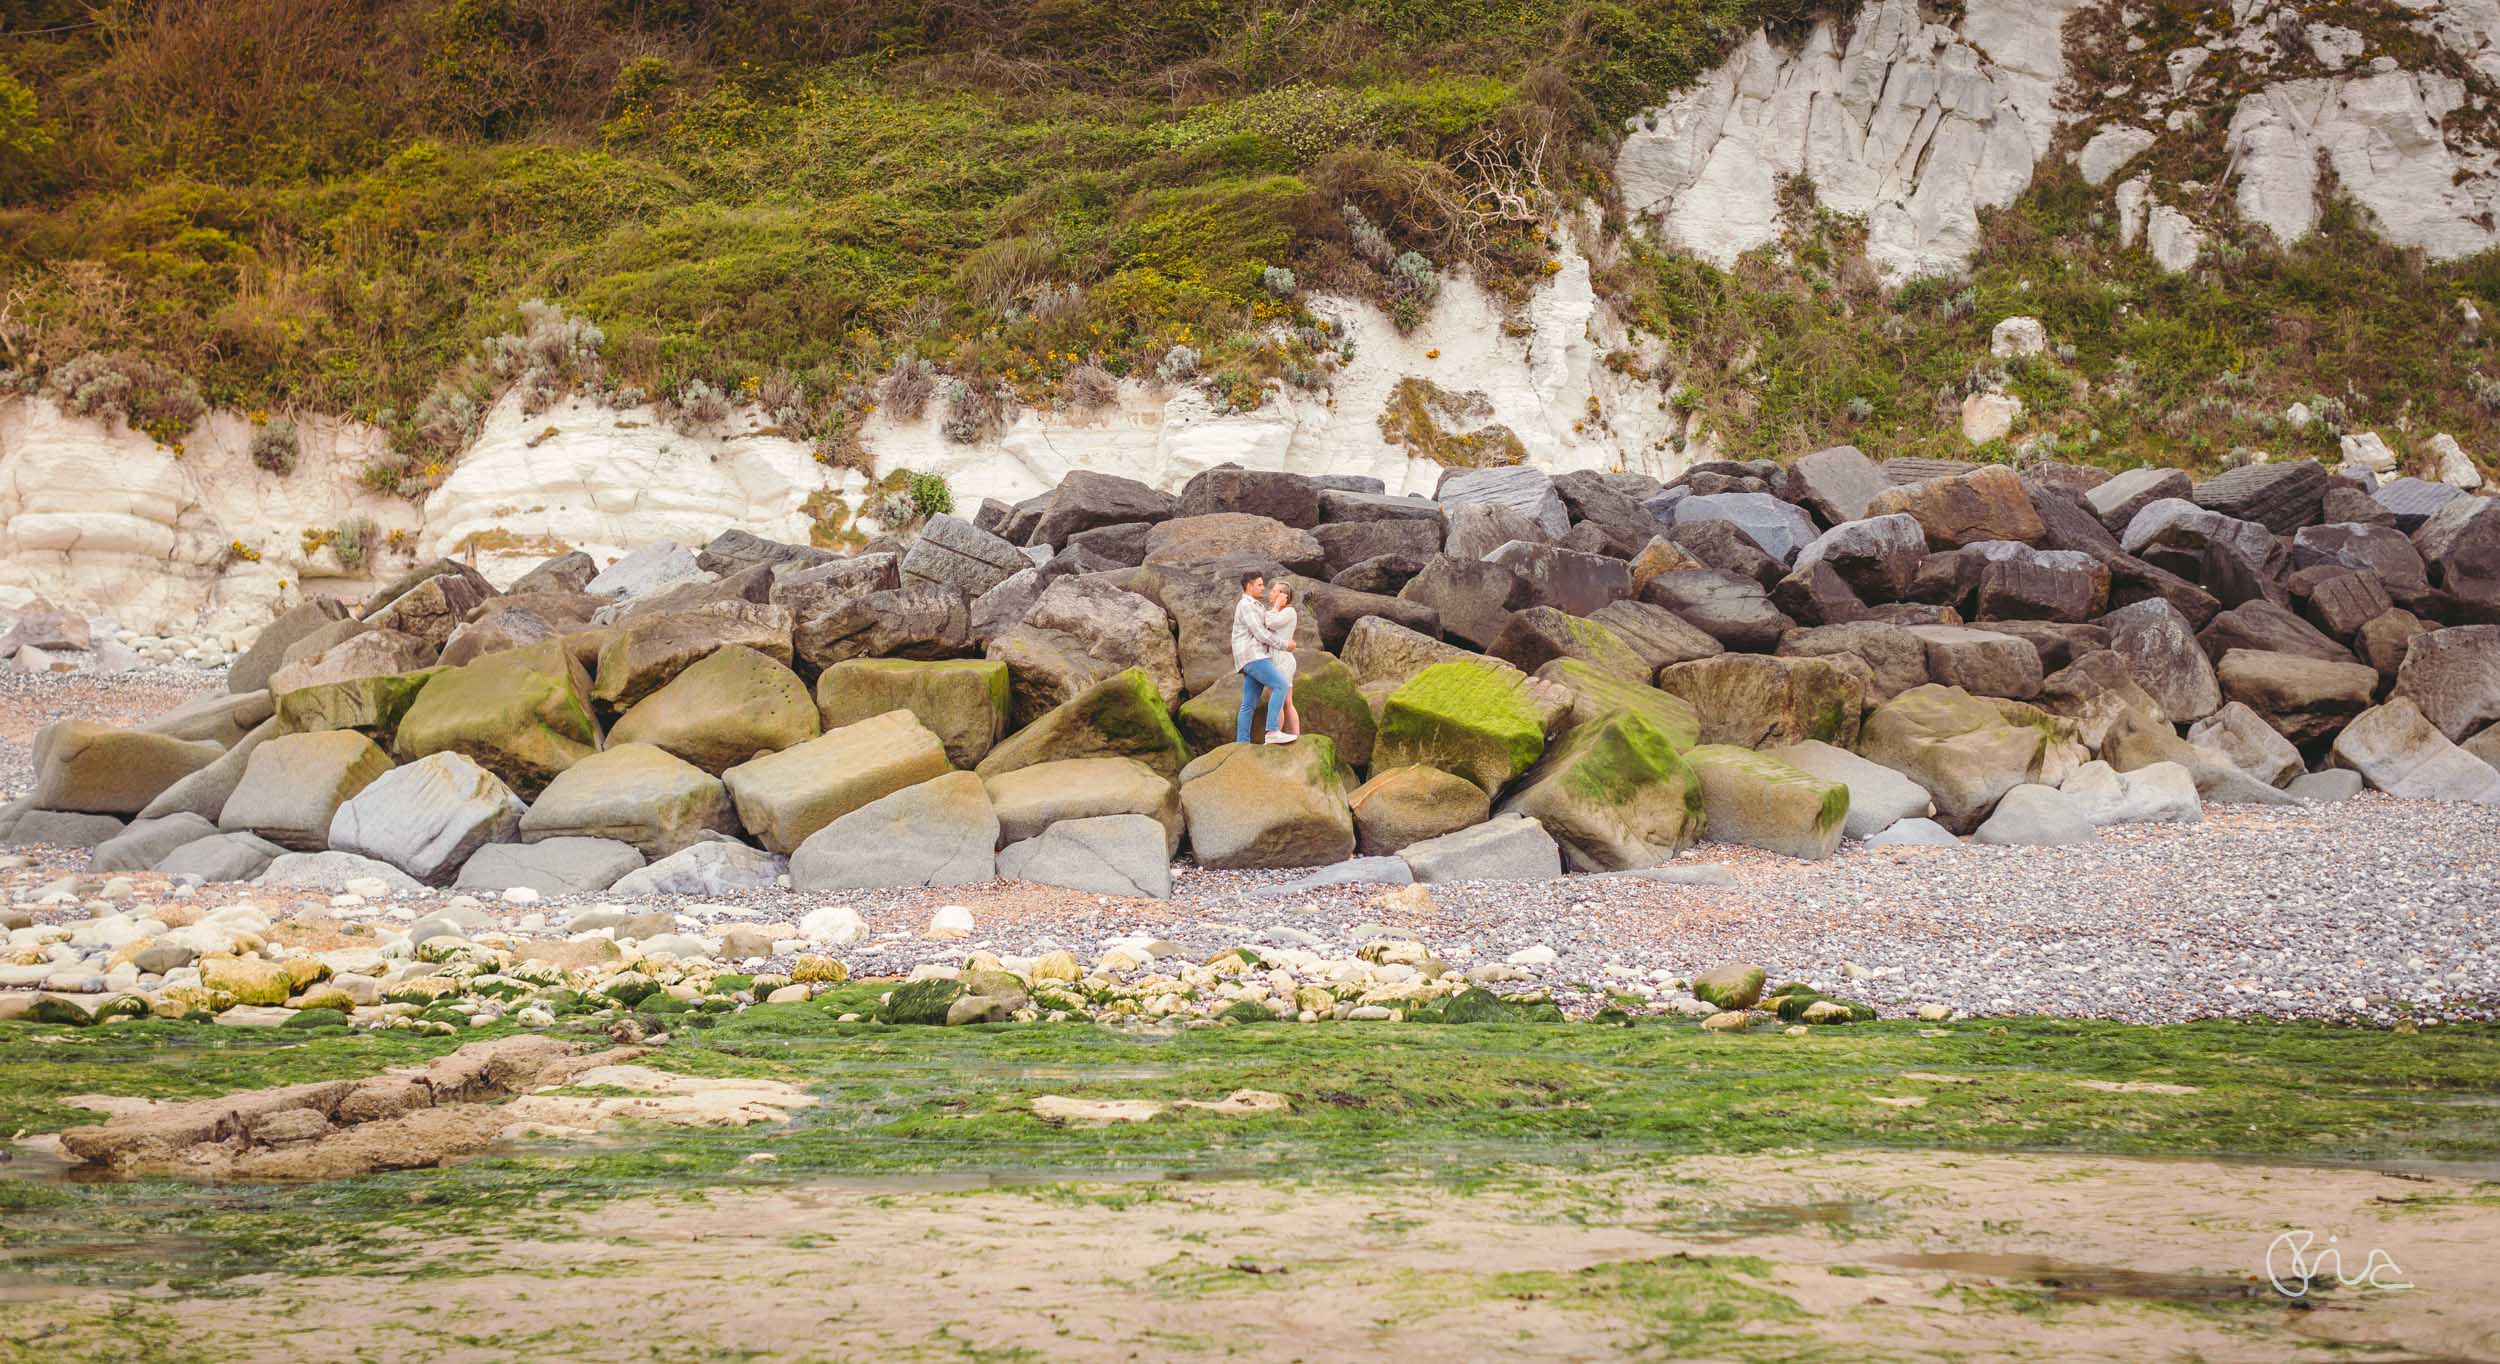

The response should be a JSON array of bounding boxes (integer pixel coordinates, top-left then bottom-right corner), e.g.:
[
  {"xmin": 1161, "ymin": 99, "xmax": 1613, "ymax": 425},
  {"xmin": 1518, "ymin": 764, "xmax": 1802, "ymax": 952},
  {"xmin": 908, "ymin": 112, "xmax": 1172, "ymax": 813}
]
[{"xmin": 1269, "ymin": 578, "xmax": 1295, "ymax": 605}]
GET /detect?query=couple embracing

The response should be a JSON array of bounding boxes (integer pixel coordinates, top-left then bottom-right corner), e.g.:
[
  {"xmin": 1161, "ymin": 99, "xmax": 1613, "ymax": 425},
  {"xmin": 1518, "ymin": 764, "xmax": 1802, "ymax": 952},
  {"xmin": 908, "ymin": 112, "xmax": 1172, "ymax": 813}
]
[{"xmin": 1230, "ymin": 570, "xmax": 1303, "ymax": 746}]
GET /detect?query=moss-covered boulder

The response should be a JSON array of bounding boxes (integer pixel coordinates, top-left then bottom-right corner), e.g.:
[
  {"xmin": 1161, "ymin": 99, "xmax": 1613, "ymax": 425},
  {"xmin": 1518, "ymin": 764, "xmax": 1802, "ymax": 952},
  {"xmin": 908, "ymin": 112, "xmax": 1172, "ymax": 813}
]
[
  {"xmin": 815, "ymin": 657, "xmax": 1011, "ymax": 768},
  {"xmin": 1177, "ymin": 736, "xmax": 1356, "ymax": 869},
  {"xmin": 1855, "ymin": 684, "xmax": 2048, "ymax": 833},
  {"xmin": 1497, "ymin": 710, "xmax": 1702, "ymax": 871},
  {"xmin": 1682, "ymin": 745, "xmax": 1848, "ymax": 861},
  {"xmin": 1653, "ymin": 654, "xmax": 1865, "ymax": 749},
  {"xmin": 974, "ymin": 667, "xmax": 1191, "ymax": 781},
  {"xmin": 723, "ymin": 708, "xmax": 952, "ymax": 854},
  {"xmin": 518, "ymin": 742, "xmax": 739, "ymax": 858},
  {"xmin": 1533, "ymin": 659, "xmax": 1702, "ymax": 750},
  {"xmin": 1347, "ymin": 764, "xmax": 1490, "ymax": 855},
  {"xmin": 1371, "ymin": 660, "xmax": 1547, "ymax": 795},
  {"xmin": 1692, "ymin": 963, "xmax": 1766, "ymax": 1010},
  {"xmin": 1490, "ymin": 607, "xmax": 1650, "ymax": 683},
  {"xmin": 607, "ymin": 644, "xmax": 820, "ymax": 774},
  {"xmin": 392, "ymin": 642, "xmax": 600, "ymax": 799},
  {"xmin": 879, "ymin": 977, "xmax": 964, "ymax": 1025},
  {"xmin": 200, "ymin": 957, "xmax": 293, "ymax": 1007},
  {"xmin": 1177, "ymin": 651, "xmax": 1376, "ymax": 767},
  {"xmin": 272, "ymin": 668, "xmax": 441, "ymax": 744}
]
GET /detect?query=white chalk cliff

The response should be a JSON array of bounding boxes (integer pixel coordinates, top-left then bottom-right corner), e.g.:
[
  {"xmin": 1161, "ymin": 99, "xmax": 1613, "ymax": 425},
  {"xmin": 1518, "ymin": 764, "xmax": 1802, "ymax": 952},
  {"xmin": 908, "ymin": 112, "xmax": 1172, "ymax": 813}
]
[{"xmin": 1620, "ymin": 0, "xmax": 2500, "ymax": 277}]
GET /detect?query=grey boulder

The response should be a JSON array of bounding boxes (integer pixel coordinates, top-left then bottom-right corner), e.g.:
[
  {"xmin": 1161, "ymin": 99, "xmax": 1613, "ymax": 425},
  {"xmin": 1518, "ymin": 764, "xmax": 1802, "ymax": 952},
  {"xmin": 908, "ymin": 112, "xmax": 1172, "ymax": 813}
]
[{"xmin": 996, "ymin": 813, "xmax": 1173, "ymax": 899}]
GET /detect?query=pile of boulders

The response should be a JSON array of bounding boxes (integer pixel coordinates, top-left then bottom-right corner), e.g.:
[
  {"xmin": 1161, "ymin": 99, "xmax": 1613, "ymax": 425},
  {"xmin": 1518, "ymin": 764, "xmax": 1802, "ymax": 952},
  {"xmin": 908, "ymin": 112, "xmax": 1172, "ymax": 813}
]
[{"xmin": 4, "ymin": 449, "xmax": 2497, "ymax": 910}]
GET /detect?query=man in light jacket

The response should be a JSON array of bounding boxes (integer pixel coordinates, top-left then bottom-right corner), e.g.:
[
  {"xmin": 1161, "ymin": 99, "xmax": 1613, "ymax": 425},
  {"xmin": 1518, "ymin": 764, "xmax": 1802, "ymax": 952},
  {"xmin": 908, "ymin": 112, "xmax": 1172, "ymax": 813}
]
[{"xmin": 1232, "ymin": 570, "xmax": 1292, "ymax": 745}]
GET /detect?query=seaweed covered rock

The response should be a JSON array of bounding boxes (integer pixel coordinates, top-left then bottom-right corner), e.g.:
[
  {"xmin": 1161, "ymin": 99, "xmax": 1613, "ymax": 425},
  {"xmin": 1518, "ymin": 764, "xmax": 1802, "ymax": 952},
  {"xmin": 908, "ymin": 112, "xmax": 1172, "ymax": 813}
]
[
  {"xmin": 1855, "ymin": 685, "xmax": 2048, "ymax": 833},
  {"xmin": 393, "ymin": 642, "xmax": 600, "ymax": 799},
  {"xmin": 1371, "ymin": 660, "xmax": 1547, "ymax": 795},
  {"xmin": 1176, "ymin": 652, "xmax": 1375, "ymax": 767},
  {"xmin": 1498, "ymin": 710, "xmax": 1703, "ymax": 871},
  {"xmin": 814, "ymin": 658, "xmax": 1010, "ymax": 769},
  {"xmin": 1653, "ymin": 654, "xmax": 1864, "ymax": 749},
  {"xmin": 606, "ymin": 644, "xmax": 820, "ymax": 774},
  {"xmin": 974, "ymin": 667, "xmax": 1192, "ymax": 781},
  {"xmin": 518, "ymin": 743, "xmax": 738, "ymax": 858},
  {"xmin": 1683, "ymin": 745, "xmax": 1848, "ymax": 861}
]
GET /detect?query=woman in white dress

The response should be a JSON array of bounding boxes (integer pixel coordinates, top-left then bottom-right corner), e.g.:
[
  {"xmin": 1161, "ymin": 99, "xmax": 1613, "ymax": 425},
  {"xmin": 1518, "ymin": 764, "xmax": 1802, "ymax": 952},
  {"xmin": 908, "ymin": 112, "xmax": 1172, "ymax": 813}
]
[{"xmin": 1264, "ymin": 580, "xmax": 1302, "ymax": 743}]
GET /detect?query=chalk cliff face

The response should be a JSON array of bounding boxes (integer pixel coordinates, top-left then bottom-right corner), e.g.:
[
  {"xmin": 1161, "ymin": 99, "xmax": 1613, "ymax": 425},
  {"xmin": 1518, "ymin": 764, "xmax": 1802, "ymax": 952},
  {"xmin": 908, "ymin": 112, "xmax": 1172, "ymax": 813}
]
[
  {"xmin": 1616, "ymin": 0, "xmax": 2091, "ymax": 283},
  {"xmin": 1620, "ymin": 0, "xmax": 2500, "ymax": 278}
]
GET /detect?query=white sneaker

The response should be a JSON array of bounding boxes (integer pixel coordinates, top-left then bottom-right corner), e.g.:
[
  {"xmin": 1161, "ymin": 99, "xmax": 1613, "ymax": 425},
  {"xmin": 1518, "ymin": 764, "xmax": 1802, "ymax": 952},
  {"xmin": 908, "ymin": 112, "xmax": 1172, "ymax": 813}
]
[{"xmin": 1266, "ymin": 731, "xmax": 1299, "ymax": 744}]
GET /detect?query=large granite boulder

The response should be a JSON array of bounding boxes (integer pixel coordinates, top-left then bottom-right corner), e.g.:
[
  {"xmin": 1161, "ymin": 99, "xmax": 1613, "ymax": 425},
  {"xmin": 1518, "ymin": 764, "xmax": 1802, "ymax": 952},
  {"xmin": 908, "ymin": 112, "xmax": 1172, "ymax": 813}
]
[
  {"xmin": 137, "ymin": 719, "xmax": 276, "ymax": 824},
  {"xmin": 1653, "ymin": 654, "xmax": 1864, "ymax": 749},
  {"xmin": 724, "ymin": 709, "xmax": 953, "ymax": 855},
  {"xmin": 2197, "ymin": 600, "xmax": 2353, "ymax": 665},
  {"xmin": 986, "ymin": 575, "xmax": 1184, "ymax": 725},
  {"xmin": 996, "ymin": 813, "xmax": 1173, "ymax": 899},
  {"xmin": 789, "ymin": 771, "xmax": 998, "ymax": 891},
  {"xmin": 218, "ymin": 731, "xmax": 396, "ymax": 851},
  {"xmin": 973, "ymin": 667, "xmax": 1192, "ymax": 781},
  {"xmin": 2394, "ymin": 626, "xmax": 2500, "ymax": 741},
  {"xmin": 1498, "ymin": 710, "xmax": 1703, "ymax": 870},
  {"xmin": 590, "ymin": 603, "xmax": 795, "ymax": 712},
  {"xmin": 984, "ymin": 756, "xmax": 1183, "ymax": 853},
  {"xmin": 2330, "ymin": 699, "xmax": 2500, "ymax": 802},
  {"xmin": 1855, "ymin": 685, "xmax": 2047, "ymax": 832},
  {"xmin": 1128, "ymin": 562, "xmax": 1324, "ymax": 694},
  {"xmin": 325, "ymin": 752, "xmax": 524, "ymax": 886},
  {"xmin": 1029, "ymin": 471, "xmax": 1179, "ymax": 545},
  {"xmin": 393, "ymin": 642, "xmax": 600, "ymax": 799},
  {"xmin": 1776, "ymin": 621, "xmax": 1927, "ymax": 700},
  {"xmin": 1400, "ymin": 814, "xmax": 1564, "ymax": 883},
  {"xmin": 29, "ymin": 723, "xmax": 222, "ymax": 815},
  {"xmin": 1177, "ymin": 738, "xmax": 1356, "ymax": 869},
  {"xmin": 1347, "ymin": 764, "xmax": 1490, "ymax": 855},
  {"xmin": 1639, "ymin": 571, "xmax": 1795, "ymax": 652},
  {"xmin": 1867, "ymin": 465, "xmax": 2044, "ymax": 549},
  {"xmin": 2216, "ymin": 649, "xmax": 2379, "ymax": 746},
  {"xmin": 87, "ymin": 813, "xmax": 219, "ymax": 875},
  {"xmin": 792, "ymin": 582, "xmax": 970, "ymax": 672},
  {"xmin": 1903, "ymin": 625, "xmax": 2044, "ymax": 699},
  {"xmin": 814, "ymin": 657, "xmax": 1011, "ymax": 769},
  {"xmin": 2192, "ymin": 459, "xmax": 2328, "ymax": 535},
  {"xmin": 2101, "ymin": 598, "xmax": 2221, "ymax": 723},
  {"xmin": 606, "ymin": 644, "xmax": 820, "ymax": 774},
  {"xmin": 1179, "ymin": 467, "xmax": 1320, "ymax": 528},
  {"xmin": 363, "ymin": 570, "xmax": 490, "ymax": 653},
  {"xmin": 1371, "ymin": 660, "xmax": 1548, "ymax": 795},
  {"xmin": 518, "ymin": 743, "xmax": 738, "ymax": 858},
  {"xmin": 156, "ymin": 831, "xmax": 288, "ymax": 883},
  {"xmin": 1789, "ymin": 513, "xmax": 1926, "ymax": 601},
  {"xmin": 1684, "ymin": 745, "xmax": 1847, "ymax": 860},
  {"xmin": 1142, "ymin": 513, "xmax": 1326, "ymax": 575},
  {"xmin": 900, "ymin": 514, "xmax": 1030, "ymax": 597},
  {"xmin": 271, "ymin": 664, "xmax": 441, "ymax": 745},
  {"xmin": 1397, "ymin": 555, "xmax": 1527, "ymax": 650},
  {"xmin": 1586, "ymin": 600, "xmax": 1724, "ymax": 672},
  {"xmin": 1971, "ymin": 784, "xmax": 2096, "ymax": 846}
]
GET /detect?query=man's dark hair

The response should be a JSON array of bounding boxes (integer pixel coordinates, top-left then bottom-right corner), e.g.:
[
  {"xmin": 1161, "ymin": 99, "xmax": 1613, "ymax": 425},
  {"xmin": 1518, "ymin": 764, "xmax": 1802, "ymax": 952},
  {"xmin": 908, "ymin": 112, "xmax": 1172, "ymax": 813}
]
[{"xmin": 1240, "ymin": 570, "xmax": 1266, "ymax": 589}]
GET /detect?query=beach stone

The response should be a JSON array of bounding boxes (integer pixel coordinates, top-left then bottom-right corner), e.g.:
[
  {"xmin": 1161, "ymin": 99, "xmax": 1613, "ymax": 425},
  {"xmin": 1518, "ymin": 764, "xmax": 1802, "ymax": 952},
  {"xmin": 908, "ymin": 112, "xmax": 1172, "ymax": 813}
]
[
  {"xmin": 1176, "ymin": 737, "xmax": 1355, "ymax": 870},
  {"xmin": 606, "ymin": 644, "xmax": 819, "ymax": 774},
  {"xmin": 257, "ymin": 851, "xmax": 425, "ymax": 894},
  {"xmin": 2084, "ymin": 467, "xmax": 2192, "ymax": 534},
  {"xmin": 1972, "ymin": 784, "xmax": 2096, "ymax": 846},
  {"xmin": 1400, "ymin": 814, "xmax": 1562, "ymax": 883},
  {"xmin": 1348, "ymin": 764, "xmax": 1492, "ymax": 856},
  {"xmin": 155, "ymin": 832, "xmax": 287, "ymax": 883},
  {"xmin": 1498, "ymin": 710, "xmax": 1702, "ymax": 871},
  {"xmin": 790, "ymin": 772, "xmax": 998, "ymax": 891},
  {"xmin": 326, "ymin": 752, "xmax": 524, "ymax": 885},
  {"xmin": 144, "ymin": 690, "xmax": 274, "ymax": 748},
  {"xmin": 1371, "ymin": 660, "xmax": 1547, "ymax": 795},
  {"xmin": 1653, "ymin": 654, "xmax": 1864, "ymax": 749},
  {"xmin": 1866, "ymin": 817, "xmax": 1958, "ymax": 847},
  {"xmin": 519, "ymin": 743, "xmax": 736, "ymax": 858},
  {"xmin": 86, "ymin": 813, "xmax": 218, "ymax": 874},
  {"xmin": 996, "ymin": 814, "xmax": 1173, "ymax": 899},
  {"xmin": 218, "ymin": 731, "xmax": 395, "ymax": 851},
  {"xmin": 1763, "ymin": 740, "xmax": 1934, "ymax": 839},
  {"xmin": 454, "ymin": 838, "xmax": 644, "ymax": 897},
  {"xmin": 1856, "ymin": 685, "xmax": 2047, "ymax": 833},
  {"xmin": 1, "ymin": 808, "xmax": 123, "ymax": 849},
  {"xmin": 984, "ymin": 757, "xmax": 1183, "ymax": 854},
  {"xmin": 974, "ymin": 667, "xmax": 1192, "ymax": 781},
  {"xmin": 792, "ymin": 582, "xmax": 969, "ymax": 672},
  {"xmin": 1684, "ymin": 745, "xmax": 1847, "ymax": 860},
  {"xmin": 1586, "ymin": 600, "xmax": 1724, "ymax": 672},
  {"xmin": 1790, "ymin": 513, "xmax": 1927, "ymax": 600},
  {"xmin": 29, "ymin": 723, "xmax": 223, "ymax": 816},
  {"xmin": 2287, "ymin": 769, "xmax": 2365, "ymax": 801},
  {"xmin": 271, "ymin": 659, "xmax": 440, "ymax": 744},
  {"xmin": 610, "ymin": 840, "xmax": 789, "ymax": 896},
  {"xmin": 814, "ymin": 658, "xmax": 1010, "ymax": 769},
  {"xmin": 394, "ymin": 642, "xmax": 600, "ymax": 799},
  {"xmin": 724, "ymin": 709, "xmax": 952, "ymax": 855}
]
